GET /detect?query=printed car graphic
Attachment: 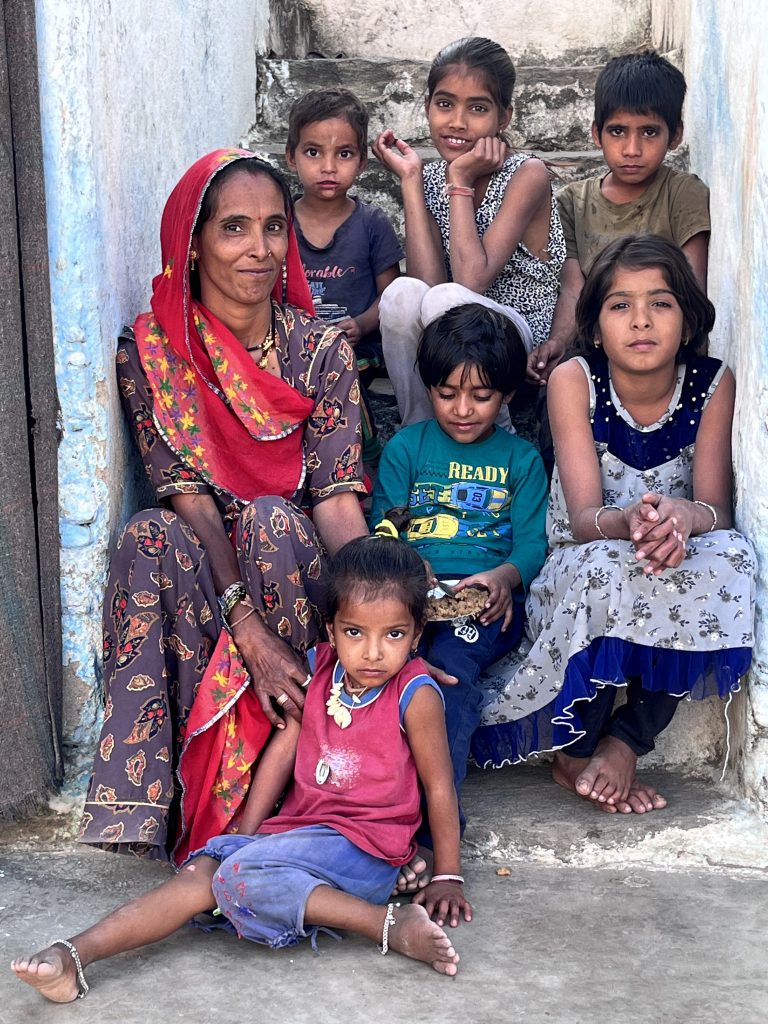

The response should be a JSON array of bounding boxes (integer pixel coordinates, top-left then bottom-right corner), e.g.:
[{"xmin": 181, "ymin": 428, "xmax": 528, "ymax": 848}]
[{"xmin": 409, "ymin": 482, "xmax": 508, "ymax": 512}]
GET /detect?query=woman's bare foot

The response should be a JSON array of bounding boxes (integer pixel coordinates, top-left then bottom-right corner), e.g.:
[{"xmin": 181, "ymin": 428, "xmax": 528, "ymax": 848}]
[
  {"xmin": 386, "ymin": 904, "xmax": 460, "ymax": 976},
  {"xmin": 11, "ymin": 943, "xmax": 82, "ymax": 1003},
  {"xmin": 393, "ymin": 846, "xmax": 433, "ymax": 894}
]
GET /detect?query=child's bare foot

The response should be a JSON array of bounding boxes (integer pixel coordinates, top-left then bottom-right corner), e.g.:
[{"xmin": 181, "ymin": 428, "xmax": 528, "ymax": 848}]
[
  {"xmin": 553, "ymin": 741, "xmax": 667, "ymax": 813},
  {"xmin": 613, "ymin": 778, "xmax": 668, "ymax": 814},
  {"xmin": 574, "ymin": 736, "xmax": 636, "ymax": 808},
  {"xmin": 386, "ymin": 904, "xmax": 460, "ymax": 976},
  {"xmin": 393, "ymin": 846, "xmax": 433, "ymax": 894},
  {"xmin": 11, "ymin": 943, "xmax": 82, "ymax": 1003},
  {"xmin": 553, "ymin": 751, "xmax": 621, "ymax": 810}
]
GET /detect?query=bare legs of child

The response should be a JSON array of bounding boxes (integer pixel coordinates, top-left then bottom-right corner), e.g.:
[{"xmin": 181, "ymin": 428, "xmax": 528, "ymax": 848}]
[{"xmin": 12, "ymin": 856, "xmax": 460, "ymax": 1002}]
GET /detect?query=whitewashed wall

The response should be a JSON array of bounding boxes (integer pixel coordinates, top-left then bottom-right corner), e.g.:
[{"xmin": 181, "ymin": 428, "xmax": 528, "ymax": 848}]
[
  {"xmin": 684, "ymin": 0, "xmax": 768, "ymax": 807},
  {"xmin": 37, "ymin": 0, "xmax": 270, "ymax": 783},
  {"xmin": 302, "ymin": 0, "xmax": 652, "ymax": 61}
]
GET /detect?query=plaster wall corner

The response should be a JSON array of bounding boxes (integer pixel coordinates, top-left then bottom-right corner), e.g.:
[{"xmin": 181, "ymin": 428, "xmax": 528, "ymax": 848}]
[
  {"xmin": 36, "ymin": 0, "xmax": 268, "ymax": 786},
  {"xmin": 684, "ymin": 0, "xmax": 768, "ymax": 809}
]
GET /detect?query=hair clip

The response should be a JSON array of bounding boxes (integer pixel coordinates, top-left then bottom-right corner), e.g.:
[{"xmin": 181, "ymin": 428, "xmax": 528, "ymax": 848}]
[{"xmin": 373, "ymin": 519, "xmax": 400, "ymax": 539}]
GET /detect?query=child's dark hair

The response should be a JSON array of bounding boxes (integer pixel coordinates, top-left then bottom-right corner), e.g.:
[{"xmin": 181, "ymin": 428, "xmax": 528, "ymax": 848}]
[
  {"xmin": 594, "ymin": 50, "xmax": 686, "ymax": 137},
  {"xmin": 417, "ymin": 303, "xmax": 527, "ymax": 393},
  {"xmin": 286, "ymin": 88, "xmax": 369, "ymax": 157},
  {"xmin": 574, "ymin": 234, "xmax": 715, "ymax": 359},
  {"xmin": 427, "ymin": 37, "xmax": 516, "ymax": 113},
  {"xmin": 323, "ymin": 524, "xmax": 429, "ymax": 627}
]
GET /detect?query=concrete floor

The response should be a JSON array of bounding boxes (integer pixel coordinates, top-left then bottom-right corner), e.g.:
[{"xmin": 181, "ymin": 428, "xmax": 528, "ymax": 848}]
[{"xmin": 1, "ymin": 766, "xmax": 767, "ymax": 1024}]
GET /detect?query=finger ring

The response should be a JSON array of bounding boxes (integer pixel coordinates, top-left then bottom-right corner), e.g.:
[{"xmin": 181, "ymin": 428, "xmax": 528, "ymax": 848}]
[{"xmin": 276, "ymin": 693, "xmax": 288, "ymax": 706}]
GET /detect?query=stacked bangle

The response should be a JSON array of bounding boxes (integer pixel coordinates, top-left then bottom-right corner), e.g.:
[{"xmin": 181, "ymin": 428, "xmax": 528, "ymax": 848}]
[
  {"xmin": 442, "ymin": 182, "xmax": 475, "ymax": 199},
  {"xmin": 228, "ymin": 599, "xmax": 257, "ymax": 631},
  {"xmin": 431, "ymin": 873, "xmax": 464, "ymax": 884},
  {"xmin": 594, "ymin": 504, "xmax": 623, "ymax": 540},
  {"xmin": 218, "ymin": 581, "xmax": 247, "ymax": 634},
  {"xmin": 693, "ymin": 500, "xmax": 718, "ymax": 531}
]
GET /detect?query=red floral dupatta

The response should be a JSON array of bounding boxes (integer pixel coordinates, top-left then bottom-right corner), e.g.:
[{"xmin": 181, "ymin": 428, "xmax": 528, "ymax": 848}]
[
  {"xmin": 133, "ymin": 150, "xmax": 315, "ymax": 863},
  {"xmin": 135, "ymin": 148, "xmax": 315, "ymax": 501}
]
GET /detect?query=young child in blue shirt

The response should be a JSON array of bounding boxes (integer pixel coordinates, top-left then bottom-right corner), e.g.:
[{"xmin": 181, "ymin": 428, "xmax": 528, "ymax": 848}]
[
  {"xmin": 371, "ymin": 303, "xmax": 548, "ymax": 817},
  {"xmin": 286, "ymin": 87, "xmax": 403, "ymax": 461}
]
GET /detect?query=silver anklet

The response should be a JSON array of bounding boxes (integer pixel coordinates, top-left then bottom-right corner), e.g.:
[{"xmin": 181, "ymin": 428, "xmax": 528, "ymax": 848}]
[
  {"xmin": 379, "ymin": 902, "xmax": 399, "ymax": 955},
  {"xmin": 52, "ymin": 939, "xmax": 89, "ymax": 998}
]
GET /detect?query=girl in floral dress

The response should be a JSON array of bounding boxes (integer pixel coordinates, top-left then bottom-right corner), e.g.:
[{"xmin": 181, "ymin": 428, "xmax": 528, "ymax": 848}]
[{"xmin": 472, "ymin": 235, "xmax": 755, "ymax": 812}]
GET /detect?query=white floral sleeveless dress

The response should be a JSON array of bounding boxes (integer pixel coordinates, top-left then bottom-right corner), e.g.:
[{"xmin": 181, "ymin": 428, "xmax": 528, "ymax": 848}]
[{"xmin": 472, "ymin": 353, "xmax": 756, "ymax": 767}]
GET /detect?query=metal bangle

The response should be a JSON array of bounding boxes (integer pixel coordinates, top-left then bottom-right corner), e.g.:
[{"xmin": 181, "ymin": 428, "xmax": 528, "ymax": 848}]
[
  {"xmin": 442, "ymin": 182, "xmax": 475, "ymax": 198},
  {"xmin": 594, "ymin": 504, "xmax": 623, "ymax": 540},
  {"xmin": 218, "ymin": 581, "xmax": 248, "ymax": 634},
  {"xmin": 693, "ymin": 499, "xmax": 718, "ymax": 531},
  {"xmin": 431, "ymin": 873, "xmax": 465, "ymax": 884},
  {"xmin": 228, "ymin": 602, "xmax": 257, "ymax": 631}
]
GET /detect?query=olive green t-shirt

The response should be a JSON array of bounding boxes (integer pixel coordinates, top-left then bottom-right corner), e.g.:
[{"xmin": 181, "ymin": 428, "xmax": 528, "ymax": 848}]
[{"xmin": 557, "ymin": 164, "xmax": 710, "ymax": 274}]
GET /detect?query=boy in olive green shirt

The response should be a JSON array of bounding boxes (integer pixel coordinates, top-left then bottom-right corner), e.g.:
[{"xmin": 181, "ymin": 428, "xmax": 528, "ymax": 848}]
[{"xmin": 529, "ymin": 50, "xmax": 710, "ymax": 384}]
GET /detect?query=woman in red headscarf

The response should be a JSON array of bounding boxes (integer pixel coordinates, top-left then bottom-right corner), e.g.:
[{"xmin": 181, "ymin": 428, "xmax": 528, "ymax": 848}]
[{"xmin": 79, "ymin": 150, "xmax": 368, "ymax": 864}]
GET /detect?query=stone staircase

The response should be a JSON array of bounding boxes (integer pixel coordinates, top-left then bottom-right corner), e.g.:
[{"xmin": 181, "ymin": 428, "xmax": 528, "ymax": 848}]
[{"xmin": 246, "ymin": 48, "xmax": 688, "ymax": 239}]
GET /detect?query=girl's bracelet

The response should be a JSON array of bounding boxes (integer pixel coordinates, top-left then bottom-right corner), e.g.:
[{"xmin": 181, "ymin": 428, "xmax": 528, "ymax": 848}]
[
  {"xmin": 430, "ymin": 873, "xmax": 464, "ymax": 885},
  {"xmin": 594, "ymin": 504, "xmax": 623, "ymax": 540},
  {"xmin": 442, "ymin": 182, "xmax": 475, "ymax": 199},
  {"xmin": 693, "ymin": 500, "xmax": 718, "ymax": 531}
]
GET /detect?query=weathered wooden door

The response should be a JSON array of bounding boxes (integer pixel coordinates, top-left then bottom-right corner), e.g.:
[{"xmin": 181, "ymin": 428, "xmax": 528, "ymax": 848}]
[{"xmin": 0, "ymin": 0, "xmax": 62, "ymax": 818}]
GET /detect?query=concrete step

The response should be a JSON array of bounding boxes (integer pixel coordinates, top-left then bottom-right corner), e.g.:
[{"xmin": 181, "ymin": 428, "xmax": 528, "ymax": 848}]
[
  {"xmin": 4, "ymin": 766, "xmax": 765, "ymax": 876},
  {"xmin": 252, "ymin": 56, "xmax": 602, "ymax": 152}
]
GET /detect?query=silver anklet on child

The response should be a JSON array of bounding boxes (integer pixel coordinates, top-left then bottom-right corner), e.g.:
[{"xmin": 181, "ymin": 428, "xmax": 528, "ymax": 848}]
[
  {"xmin": 52, "ymin": 939, "xmax": 89, "ymax": 998},
  {"xmin": 379, "ymin": 902, "xmax": 399, "ymax": 955}
]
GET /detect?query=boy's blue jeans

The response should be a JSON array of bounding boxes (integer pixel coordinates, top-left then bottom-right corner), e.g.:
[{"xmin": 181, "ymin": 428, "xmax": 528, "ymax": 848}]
[{"xmin": 416, "ymin": 602, "xmax": 524, "ymax": 845}]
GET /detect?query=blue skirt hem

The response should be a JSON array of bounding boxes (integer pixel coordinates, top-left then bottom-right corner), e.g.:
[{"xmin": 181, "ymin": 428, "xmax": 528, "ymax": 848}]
[{"xmin": 471, "ymin": 637, "xmax": 751, "ymax": 769}]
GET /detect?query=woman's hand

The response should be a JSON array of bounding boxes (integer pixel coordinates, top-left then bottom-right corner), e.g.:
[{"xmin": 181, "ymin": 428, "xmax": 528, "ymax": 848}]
[
  {"xmin": 371, "ymin": 130, "xmax": 423, "ymax": 181},
  {"xmin": 232, "ymin": 613, "xmax": 308, "ymax": 727},
  {"xmin": 412, "ymin": 880, "xmax": 473, "ymax": 928},
  {"xmin": 448, "ymin": 136, "xmax": 508, "ymax": 188},
  {"xmin": 625, "ymin": 493, "xmax": 690, "ymax": 575},
  {"xmin": 455, "ymin": 564, "xmax": 519, "ymax": 629}
]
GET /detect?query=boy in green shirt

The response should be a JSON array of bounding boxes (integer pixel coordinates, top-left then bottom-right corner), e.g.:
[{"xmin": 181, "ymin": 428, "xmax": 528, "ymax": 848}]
[{"xmin": 371, "ymin": 303, "xmax": 547, "ymax": 811}]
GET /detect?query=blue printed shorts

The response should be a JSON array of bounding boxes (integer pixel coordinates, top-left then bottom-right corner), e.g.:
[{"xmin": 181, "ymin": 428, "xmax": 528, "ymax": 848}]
[{"xmin": 191, "ymin": 824, "xmax": 400, "ymax": 949}]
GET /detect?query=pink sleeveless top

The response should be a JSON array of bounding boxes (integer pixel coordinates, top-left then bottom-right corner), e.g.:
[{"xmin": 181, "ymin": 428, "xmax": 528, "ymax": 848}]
[{"xmin": 259, "ymin": 643, "xmax": 436, "ymax": 865}]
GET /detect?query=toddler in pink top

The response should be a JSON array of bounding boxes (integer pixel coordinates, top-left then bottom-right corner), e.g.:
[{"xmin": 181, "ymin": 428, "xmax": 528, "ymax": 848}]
[{"xmin": 12, "ymin": 529, "xmax": 471, "ymax": 1003}]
